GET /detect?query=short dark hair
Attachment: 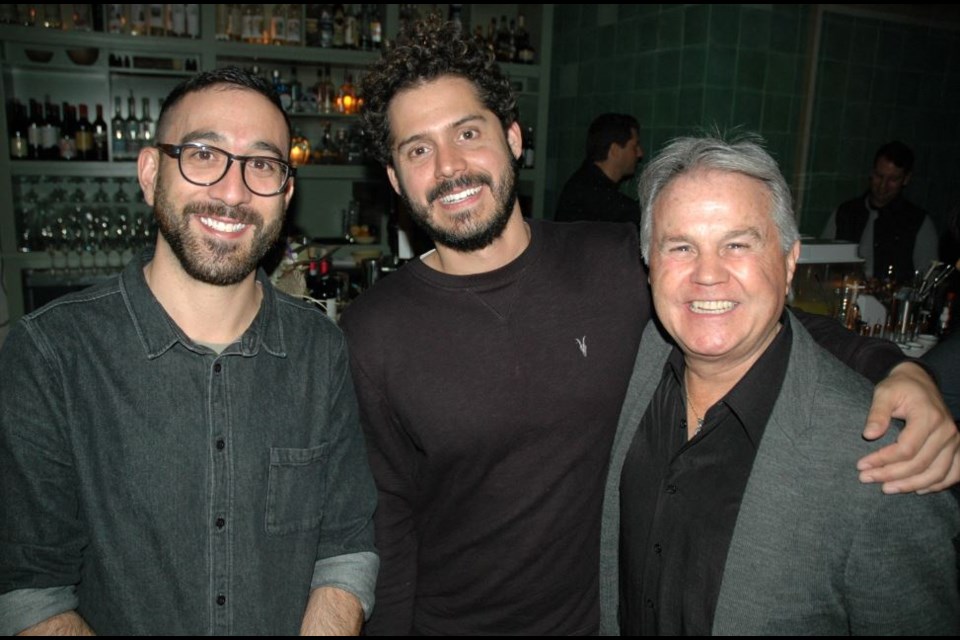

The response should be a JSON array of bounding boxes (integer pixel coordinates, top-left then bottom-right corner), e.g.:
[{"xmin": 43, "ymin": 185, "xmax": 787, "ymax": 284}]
[
  {"xmin": 874, "ymin": 140, "xmax": 914, "ymax": 174},
  {"xmin": 586, "ymin": 113, "xmax": 640, "ymax": 162},
  {"xmin": 360, "ymin": 15, "xmax": 519, "ymax": 166},
  {"xmin": 155, "ymin": 66, "xmax": 291, "ymax": 150}
]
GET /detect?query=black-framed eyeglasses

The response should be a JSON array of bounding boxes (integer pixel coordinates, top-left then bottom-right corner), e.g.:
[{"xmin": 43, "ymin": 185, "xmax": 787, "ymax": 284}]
[{"xmin": 156, "ymin": 142, "xmax": 296, "ymax": 197}]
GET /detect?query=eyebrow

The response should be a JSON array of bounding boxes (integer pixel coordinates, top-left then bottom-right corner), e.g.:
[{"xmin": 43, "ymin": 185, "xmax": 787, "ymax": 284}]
[
  {"xmin": 658, "ymin": 227, "xmax": 763, "ymax": 247},
  {"xmin": 394, "ymin": 114, "xmax": 487, "ymax": 152},
  {"xmin": 179, "ymin": 130, "xmax": 285, "ymax": 158}
]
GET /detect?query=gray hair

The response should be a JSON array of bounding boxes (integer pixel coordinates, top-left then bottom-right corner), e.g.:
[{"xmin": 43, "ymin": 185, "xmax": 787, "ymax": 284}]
[{"xmin": 638, "ymin": 134, "xmax": 799, "ymax": 262}]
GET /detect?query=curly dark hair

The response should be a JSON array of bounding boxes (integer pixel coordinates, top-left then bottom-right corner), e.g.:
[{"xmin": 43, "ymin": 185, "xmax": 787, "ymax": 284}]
[{"xmin": 360, "ymin": 15, "xmax": 519, "ymax": 166}]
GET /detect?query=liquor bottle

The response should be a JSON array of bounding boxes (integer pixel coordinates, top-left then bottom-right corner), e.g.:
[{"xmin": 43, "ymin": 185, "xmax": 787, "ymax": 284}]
[
  {"xmin": 272, "ymin": 69, "xmax": 292, "ymax": 111},
  {"xmin": 125, "ymin": 94, "xmax": 141, "ymax": 158},
  {"xmin": 138, "ymin": 97, "xmax": 154, "ymax": 148},
  {"xmin": 41, "ymin": 100, "xmax": 61, "ymax": 160},
  {"xmin": 319, "ymin": 65, "xmax": 334, "ymax": 114},
  {"xmin": 319, "ymin": 4, "xmax": 334, "ymax": 48},
  {"xmin": 107, "ymin": 4, "xmax": 128, "ymax": 34},
  {"xmin": 92, "ymin": 103, "xmax": 109, "ymax": 161},
  {"xmin": 285, "ymin": 4, "xmax": 301, "ymax": 45},
  {"xmin": 368, "ymin": 4, "xmax": 382, "ymax": 50},
  {"xmin": 270, "ymin": 4, "xmax": 287, "ymax": 44},
  {"xmin": 305, "ymin": 4, "xmax": 321, "ymax": 46},
  {"xmin": 41, "ymin": 4, "xmax": 61, "ymax": 29},
  {"xmin": 185, "ymin": 4, "xmax": 200, "ymax": 38},
  {"xmin": 170, "ymin": 3, "xmax": 186, "ymax": 36},
  {"xmin": 7, "ymin": 100, "xmax": 28, "ymax": 159},
  {"xmin": 228, "ymin": 3, "xmax": 243, "ymax": 40},
  {"xmin": 27, "ymin": 99, "xmax": 43, "ymax": 160},
  {"xmin": 75, "ymin": 104, "xmax": 94, "ymax": 161},
  {"xmin": 514, "ymin": 13, "xmax": 535, "ymax": 64},
  {"xmin": 289, "ymin": 67, "xmax": 303, "ymax": 113},
  {"xmin": 128, "ymin": 4, "xmax": 147, "ymax": 35},
  {"xmin": 522, "ymin": 126, "xmax": 535, "ymax": 168},
  {"xmin": 72, "ymin": 4, "xmax": 93, "ymax": 31},
  {"xmin": 344, "ymin": 5, "xmax": 358, "ymax": 49},
  {"xmin": 495, "ymin": 16, "xmax": 513, "ymax": 62},
  {"xmin": 332, "ymin": 4, "xmax": 345, "ymax": 48},
  {"xmin": 58, "ymin": 103, "xmax": 77, "ymax": 161},
  {"xmin": 246, "ymin": 4, "xmax": 262, "ymax": 43},
  {"xmin": 215, "ymin": 4, "xmax": 230, "ymax": 40},
  {"xmin": 111, "ymin": 96, "xmax": 126, "ymax": 160},
  {"xmin": 147, "ymin": 4, "xmax": 167, "ymax": 37}
]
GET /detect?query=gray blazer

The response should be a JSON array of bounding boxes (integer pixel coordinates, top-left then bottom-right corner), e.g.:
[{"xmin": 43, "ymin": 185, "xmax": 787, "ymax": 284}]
[{"xmin": 599, "ymin": 312, "xmax": 960, "ymax": 635}]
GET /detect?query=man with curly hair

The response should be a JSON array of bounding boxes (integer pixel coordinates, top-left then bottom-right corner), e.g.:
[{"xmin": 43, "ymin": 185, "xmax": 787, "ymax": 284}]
[{"xmin": 339, "ymin": 16, "xmax": 960, "ymax": 636}]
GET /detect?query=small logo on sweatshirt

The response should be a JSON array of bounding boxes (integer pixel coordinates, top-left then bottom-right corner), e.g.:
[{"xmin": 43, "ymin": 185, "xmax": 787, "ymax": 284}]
[{"xmin": 575, "ymin": 335, "xmax": 587, "ymax": 357}]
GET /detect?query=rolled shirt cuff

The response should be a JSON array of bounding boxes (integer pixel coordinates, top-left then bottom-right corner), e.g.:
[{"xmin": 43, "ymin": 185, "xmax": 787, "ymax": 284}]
[
  {"xmin": 311, "ymin": 551, "xmax": 380, "ymax": 620},
  {"xmin": 0, "ymin": 585, "xmax": 78, "ymax": 635}
]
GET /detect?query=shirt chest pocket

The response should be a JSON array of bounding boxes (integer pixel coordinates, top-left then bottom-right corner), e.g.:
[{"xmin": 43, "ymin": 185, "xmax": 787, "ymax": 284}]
[{"xmin": 265, "ymin": 444, "xmax": 328, "ymax": 536}]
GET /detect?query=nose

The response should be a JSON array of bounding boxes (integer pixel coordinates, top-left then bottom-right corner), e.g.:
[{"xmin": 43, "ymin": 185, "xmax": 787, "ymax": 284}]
[
  {"xmin": 434, "ymin": 141, "xmax": 467, "ymax": 179},
  {"xmin": 205, "ymin": 159, "xmax": 254, "ymax": 207},
  {"xmin": 691, "ymin": 250, "xmax": 728, "ymax": 286}
]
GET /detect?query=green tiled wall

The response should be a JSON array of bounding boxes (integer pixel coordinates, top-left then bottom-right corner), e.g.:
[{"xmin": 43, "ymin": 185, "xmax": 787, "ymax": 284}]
[
  {"xmin": 803, "ymin": 12, "xmax": 960, "ymax": 236},
  {"xmin": 547, "ymin": 5, "xmax": 959, "ymax": 242},
  {"xmin": 548, "ymin": 4, "xmax": 810, "ymax": 219}
]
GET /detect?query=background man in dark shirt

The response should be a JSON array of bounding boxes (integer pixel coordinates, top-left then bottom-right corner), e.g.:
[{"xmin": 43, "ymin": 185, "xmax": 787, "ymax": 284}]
[
  {"xmin": 601, "ymin": 134, "xmax": 959, "ymax": 634},
  {"xmin": 554, "ymin": 113, "xmax": 643, "ymax": 225},
  {"xmin": 822, "ymin": 140, "xmax": 937, "ymax": 281}
]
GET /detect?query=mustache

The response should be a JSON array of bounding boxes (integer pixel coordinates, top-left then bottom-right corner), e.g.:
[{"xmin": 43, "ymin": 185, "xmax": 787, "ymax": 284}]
[
  {"xmin": 182, "ymin": 201, "xmax": 261, "ymax": 225},
  {"xmin": 428, "ymin": 174, "xmax": 492, "ymax": 204}
]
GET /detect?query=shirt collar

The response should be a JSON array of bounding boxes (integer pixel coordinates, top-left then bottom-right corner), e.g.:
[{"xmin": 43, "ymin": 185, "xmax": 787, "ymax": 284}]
[
  {"xmin": 665, "ymin": 311, "xmax": 793, "ymax": 448},
  {"xmin": 119, "ymin": 249, "xmax": 287, "ymax": 359}
]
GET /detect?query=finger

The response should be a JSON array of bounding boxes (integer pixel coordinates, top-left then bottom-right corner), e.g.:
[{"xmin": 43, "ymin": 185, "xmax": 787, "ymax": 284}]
[
  {"xmin": 861, "ymin": 394, "xmax": 895, "ymax": 442},
  {"xmin": 915, "ymin": 446, "xmax": 960, "ymax": 495},
  {"xmin": 880, "ymin": 444, "xmax": 958, "ymax": 495},
  {"xmin": 857, "ymin": 429, "xmax": 930, "ymax": 477}
]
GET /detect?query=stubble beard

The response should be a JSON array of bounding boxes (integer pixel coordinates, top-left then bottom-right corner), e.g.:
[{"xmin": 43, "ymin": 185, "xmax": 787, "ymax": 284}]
[
  {"xmin": 401, "ymin": 159, "xmax": 519, "ymax": 253},
  {"xmin": 153, "ymin": 180, "xmax": 285, "ymax": 286}
]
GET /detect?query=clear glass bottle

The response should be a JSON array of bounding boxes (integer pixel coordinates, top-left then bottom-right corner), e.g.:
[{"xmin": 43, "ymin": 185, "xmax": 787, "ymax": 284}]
[
  {"xmin": 111, "ymin": 96, "xmax": 126, "ymax": 160},
  {"xmin": 124, "ymin": 94, "xmax": 141, "ymax": 158},
  {"xmin": 138, "ymin": 97, "xmax": 154, "ymax": 148}
]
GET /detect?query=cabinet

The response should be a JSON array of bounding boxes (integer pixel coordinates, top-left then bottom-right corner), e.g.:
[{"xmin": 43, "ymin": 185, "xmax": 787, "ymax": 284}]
[{"xmin": 0, "ymin": 4, "xmax": 553, "ymax": 321}]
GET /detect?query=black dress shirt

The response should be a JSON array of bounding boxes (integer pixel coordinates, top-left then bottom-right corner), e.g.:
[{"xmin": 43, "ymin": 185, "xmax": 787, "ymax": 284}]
[
  {"xmin": 554, "ymin": 162, "xmax": 641, "ymax": 225},
  {"xmin": 619, "ymin": 319, "xmax": 793, "ymax": 635}
]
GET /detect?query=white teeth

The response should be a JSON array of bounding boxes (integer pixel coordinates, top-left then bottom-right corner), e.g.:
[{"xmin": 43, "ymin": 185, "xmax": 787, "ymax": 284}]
[
  {"xmin": 440, "ymin": 186, "xmax": 482, "ymax": 204},
  {"xmin": 690, "ymin": 300, "xmax": 736, "ymax": 314},
  {"xmin": 200, "ymin": 217, "xmax": 246, "ymax": 233}
]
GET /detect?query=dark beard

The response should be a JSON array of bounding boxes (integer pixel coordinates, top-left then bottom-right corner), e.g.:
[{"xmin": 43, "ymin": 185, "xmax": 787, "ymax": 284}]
[
  {"xmin": 154, "ymin": 181, "xmax": 284, "ymax": 286},
  {"xmin": 401, "ymin": 159, "xmax": 519, "ymax": 253}
]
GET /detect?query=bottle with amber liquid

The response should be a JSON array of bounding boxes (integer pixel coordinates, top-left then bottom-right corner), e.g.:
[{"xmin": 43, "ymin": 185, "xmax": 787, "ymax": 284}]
[
  {"xmin": 75, "ymin": 104, "xmax": 94, "ymax": 161},
  {"xmin": 92, "ymin": 104, "xmax": 109, "ymax": 161}
]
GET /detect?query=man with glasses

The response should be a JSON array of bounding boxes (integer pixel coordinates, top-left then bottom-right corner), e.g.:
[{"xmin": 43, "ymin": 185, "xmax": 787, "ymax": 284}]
[{"xmin": 0, "ymin": 67, "xmax": 378, "ymax": 635}]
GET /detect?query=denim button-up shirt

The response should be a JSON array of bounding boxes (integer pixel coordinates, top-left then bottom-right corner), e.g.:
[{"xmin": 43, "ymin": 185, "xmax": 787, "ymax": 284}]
[{"xmin": 0, "ymin": 252, "xmax": 378, "ymax": 635}]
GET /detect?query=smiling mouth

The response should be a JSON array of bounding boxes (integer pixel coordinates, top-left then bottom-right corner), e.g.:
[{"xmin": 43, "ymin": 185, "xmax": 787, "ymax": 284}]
[
  {"xmin": 690, "ymin": 300, "xmax": 737, "ymax": 314},
  {"xmin": 438, "ymin": 186, "xmax": 483, "ymax": 205},
  {"xmin": 199, "ymin": 216, "xmax": 248, "ymax": 233}
]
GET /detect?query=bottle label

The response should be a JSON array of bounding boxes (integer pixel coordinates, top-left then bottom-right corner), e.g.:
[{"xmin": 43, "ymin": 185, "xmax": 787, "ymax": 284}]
[{"xmin": 10, "ymin": 134, "xmax": 28, "ymax": 158}]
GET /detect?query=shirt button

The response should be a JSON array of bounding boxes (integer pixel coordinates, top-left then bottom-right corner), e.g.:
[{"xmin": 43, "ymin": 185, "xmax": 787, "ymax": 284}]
[
  {"xmin": 216, "ymin": 438, "xmax": 225, "ymax": 451},
  {"xmin": 645, "ymin": 598, "xmax": 654, "ymax": 608},
  {"xmin": 666, "ymin": 484, "xmax": 678, "ymax": 494},
  {"xmin": 216, "ymin": 594, "xmax": 226, "ymax": 606},
  {"xmin": 216, "ymin": 516, "xmax": 225, "ymax": 529},
  {"xmin": 653, "ymin": 543, "xmax": 662, "ymax": 555},
  {"xmin": 213, "ymin": 363, "xmax": 222, "ymax": 373}
]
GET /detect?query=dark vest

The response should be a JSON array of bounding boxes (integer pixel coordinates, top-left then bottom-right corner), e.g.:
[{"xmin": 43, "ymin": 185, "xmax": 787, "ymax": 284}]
[{"xmin": 835, "ymin": 193, "xmax": 927, "ymax": 283}]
